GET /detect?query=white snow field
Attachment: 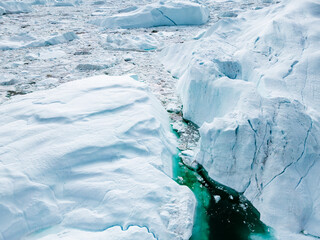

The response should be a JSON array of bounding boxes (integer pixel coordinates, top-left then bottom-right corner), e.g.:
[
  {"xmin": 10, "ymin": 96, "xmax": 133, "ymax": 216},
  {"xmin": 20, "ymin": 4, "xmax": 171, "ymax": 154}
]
[
  {"xmin": 0, "ymin": 75, "xmax": 195, "ymax": 240},
  {"xmin": 90, "ymin": 1, "xmax": 210, "ymax": 29},
  {"xmin": 161, "ymin": 0, "xmax": 320, "ymax": 238}
]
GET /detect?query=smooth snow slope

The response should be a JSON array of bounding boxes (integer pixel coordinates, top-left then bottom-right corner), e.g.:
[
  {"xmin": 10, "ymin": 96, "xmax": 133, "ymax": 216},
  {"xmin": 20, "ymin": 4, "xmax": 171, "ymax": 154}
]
[
  {"xmin": 161, "ymin": 0, "xmax": 320, "ymax": 238},
  {"xmin": 0, "ymin": 75, "xmax": 195, "ymax": 240}
]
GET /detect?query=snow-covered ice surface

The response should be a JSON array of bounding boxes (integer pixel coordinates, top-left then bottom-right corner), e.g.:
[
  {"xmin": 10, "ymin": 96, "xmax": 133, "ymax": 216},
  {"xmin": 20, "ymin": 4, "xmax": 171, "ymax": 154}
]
[
  {"xmin": 0, "ymin": 75, "xmax": 195, "ymax": 240},
  {"xmin": 161, "ymin": 0, "xmax": 320, "ymax": 239}
]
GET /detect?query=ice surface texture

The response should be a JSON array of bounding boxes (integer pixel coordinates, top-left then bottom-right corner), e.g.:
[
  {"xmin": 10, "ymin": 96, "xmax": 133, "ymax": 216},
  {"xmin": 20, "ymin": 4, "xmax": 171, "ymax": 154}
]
[
  {"xmin": 161, "ymin": 0, "xmax": 320, "ymax": 238},
  {"xmin": 91, "ymin": 1, "xmax": 209, "ymax": 29},
  {"xmin": 0, "ymin": 75, "xmax": 195, "ymax": 240}
]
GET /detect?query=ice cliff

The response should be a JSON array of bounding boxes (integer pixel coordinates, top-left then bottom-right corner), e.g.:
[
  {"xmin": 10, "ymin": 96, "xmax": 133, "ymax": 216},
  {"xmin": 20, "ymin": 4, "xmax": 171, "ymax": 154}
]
[{"xmin": 161, "ymin": 0, "xmax": 320, "ymax": 238}]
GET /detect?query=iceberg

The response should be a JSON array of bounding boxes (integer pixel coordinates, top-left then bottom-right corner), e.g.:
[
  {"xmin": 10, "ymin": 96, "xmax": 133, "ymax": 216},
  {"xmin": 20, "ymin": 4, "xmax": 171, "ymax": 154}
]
[
  {"xmin": 160, "ymin": 0, "xmax": 320, "ymax": 238},
  {"xmin": 90, "ymin": 1, "xmax": 209, "ymax": 29},
  {"xmin": 0, "ymin": 75, "xmax": 195, "ymax": 240}
]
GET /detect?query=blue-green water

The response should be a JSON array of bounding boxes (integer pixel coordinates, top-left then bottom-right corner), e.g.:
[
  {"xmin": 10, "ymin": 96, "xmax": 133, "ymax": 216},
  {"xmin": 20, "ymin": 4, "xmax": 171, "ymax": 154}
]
[{"xmin": 172, "ymin": 152, "xmax": 276, "ymax": 240}]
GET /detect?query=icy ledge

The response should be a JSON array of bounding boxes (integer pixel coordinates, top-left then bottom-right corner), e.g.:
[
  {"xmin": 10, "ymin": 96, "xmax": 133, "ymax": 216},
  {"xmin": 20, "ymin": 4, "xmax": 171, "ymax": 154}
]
[
  {"xmin": 160, "ymin": 0, "xmax": 320, "ymax": 238},
  {"xmin": 0, "ymin": 75, "xmax": 195, "ymax": 240}
]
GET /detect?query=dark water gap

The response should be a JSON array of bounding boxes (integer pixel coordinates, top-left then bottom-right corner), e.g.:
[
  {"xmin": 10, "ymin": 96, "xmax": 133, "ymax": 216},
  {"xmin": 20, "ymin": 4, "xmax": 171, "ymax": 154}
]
[{"xmin": 171, "ymin": 127, "xmax": 276, "ymax": 240}]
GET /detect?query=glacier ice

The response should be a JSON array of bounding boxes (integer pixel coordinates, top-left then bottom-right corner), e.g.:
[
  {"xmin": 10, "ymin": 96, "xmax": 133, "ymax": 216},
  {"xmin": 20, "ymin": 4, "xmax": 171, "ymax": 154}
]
[
  {"xmin": 0, "ymin": 75, "xmax": 195, "ymax": 240},
  {"xmin": 160, "ymin": 0, "xmax": 320, "ymax": 238},
  {"xmin": 90, "ymin": 1, "xmax": 209, "ymax": 29}
]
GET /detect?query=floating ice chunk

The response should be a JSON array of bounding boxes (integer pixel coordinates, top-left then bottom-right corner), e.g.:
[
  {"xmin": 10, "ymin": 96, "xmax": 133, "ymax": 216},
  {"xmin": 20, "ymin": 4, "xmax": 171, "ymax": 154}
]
[
  {"xmin": 105, "ymin": 34, "xmax": 160, "ymax": 51},
  {"xmin": 171, "ymin": 121, "xmax": 185, "ymax": 133},
  {"xmin": 219, "ymin": 11, "xmax": 238, "ymax": 18},
  {"xmin": 25, "ymin": 53, "xmax": 39, "ymax": 61},
  {"xmin": 166, "ymin": 103, "xmax": 181, "ymax": 114},
  {"xmin": 214, "ymin": 195, "xmax": 221, "ymax": 203},
  {"xmin": 0, "ymin": 34, "xmax": 35, "ymax": 50},
  {"xmin": 179, "ymin": 150, "xmax": 197, "ymax": 169},
  {"xmin": 0, "ymin": 2, "xmax": 33, "ymax": 14},
  {"xmin": 91, "ymin": 1, "xmax": 209, "ymax": 29},
  {"xmin": 92, "ymin": 0, "xmax": 105, "ymax": 6},
  {"xmin": 74, "ymin": 50, "xmax": 91, "ymax": 56},
  {"xmin": 0, "ymin": 78, "xmax": 17, "ymax": 86},
  {"xmin": 29, "ymin": 32, "xmax": 78, "ymax": 47},
  {"xmin": 36, "ymin": 77, "xmax": 59, "ymax": 88},
  {"xmin": 76, "ymin": 63, "xmax": 109, "ymax": 71},
  {"xmin": 76, "ymin": 56, "xmax": 119, "ymax": 71},
  {"xmin": 53, "ymin": 2, "xmax": 74, "ymax": 6},
  {"xmin": 0, "ymin": 75, "xmax": 195, "ymax": 240},
  {"xmin": 123, "ymin": 53, "xmax": 133, "ymax": 61},
  {"xmin": 0, "ymin": 32, "xmax": 78, "ymax": 51}
]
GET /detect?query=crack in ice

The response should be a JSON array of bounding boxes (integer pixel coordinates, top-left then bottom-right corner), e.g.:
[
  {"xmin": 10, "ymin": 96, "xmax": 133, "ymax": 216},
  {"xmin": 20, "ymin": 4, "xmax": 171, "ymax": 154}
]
[
  {"xmin": 156, "ymin": 9, "xmax": 177, "ymax": 26},
  {"xmin": 263, "ymin": 120, "xmax": 313, "ymax": 190}
]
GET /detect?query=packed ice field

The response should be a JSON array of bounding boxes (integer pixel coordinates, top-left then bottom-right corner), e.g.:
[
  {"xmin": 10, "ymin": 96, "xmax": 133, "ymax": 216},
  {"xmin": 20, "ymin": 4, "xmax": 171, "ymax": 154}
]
[{"xmin": 0, "ymin": 0, "xmax": 320, "ymax": 239}]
